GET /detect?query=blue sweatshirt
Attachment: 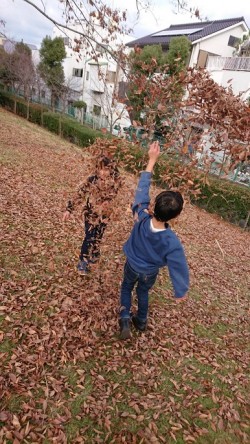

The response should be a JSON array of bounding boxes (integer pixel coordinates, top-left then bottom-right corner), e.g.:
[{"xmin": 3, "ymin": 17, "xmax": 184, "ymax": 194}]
[{"xmin": 123, "ymin": 172, "xmax": 189, "ymax": 298}]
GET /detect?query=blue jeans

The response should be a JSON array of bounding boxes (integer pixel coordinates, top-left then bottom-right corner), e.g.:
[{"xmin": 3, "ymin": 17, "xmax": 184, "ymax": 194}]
[
  {"xmin": 80, "ymin": 220, "xmax": 107, "ymax": 263},
  {"xmin": 120, "ymin": 260, "xmax": 158, "ymax": 322}
]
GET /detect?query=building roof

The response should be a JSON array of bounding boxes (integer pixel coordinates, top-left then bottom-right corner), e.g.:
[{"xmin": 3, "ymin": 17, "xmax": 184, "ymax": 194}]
[
  {"xmin": 127, "ymin": 17, "xmax": 248, "ymax": 48},
  {"xmin": 2, "ymin": 39, "xmax": 37, "ymax": 53}
]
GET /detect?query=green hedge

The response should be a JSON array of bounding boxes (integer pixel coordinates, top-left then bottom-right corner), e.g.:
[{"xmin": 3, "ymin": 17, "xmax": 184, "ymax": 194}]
[
  {"xmin": 0, "ymin": 90, "xmax": 15, "ymax": 111},
  {"xmin": 16, "ymin": 100, "xmax": 27, "ymax": 118},
  {"xmin": 29, "ymin": 103, "xmax": 46, "ymax": 125},
  {"xmin": 193, "ymin": 177, "xmax": 250, "ymax": 225},
  {"xmin": 41, "ymin": 112, "xmax": 104, "ymax": 147},
  {"xmin": 42, "ymin": 112, "xmax": 60, "ymax": 135},
  {"xmin": 115, "ymin": 141, "xmax": 250, "ymax": 226},
  {"xmin": 0, "ymin": 90, "xmax": 47, "ymax": 123},
  {"xmin": 0, "ymin": 90, "xmax": 103, "ymax": 147}
]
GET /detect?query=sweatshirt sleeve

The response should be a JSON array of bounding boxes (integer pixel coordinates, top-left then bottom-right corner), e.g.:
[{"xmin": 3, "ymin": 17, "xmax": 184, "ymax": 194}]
[
  {"xmin": 132, "ymin": 171, "xmax": 152, "ymax": 220},
  {"xmin": 166, "ymin": 243, "xmax": 189, "ymax": 298}
]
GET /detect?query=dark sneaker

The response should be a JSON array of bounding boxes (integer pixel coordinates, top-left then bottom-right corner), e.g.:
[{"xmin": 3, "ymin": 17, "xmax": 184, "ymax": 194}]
[
  {"xmin": 77, "ymin": 260, "xmax": 89, "ymax": 274},
  {"xmin": 132, "ymin": 315, "xmax": 147, "ymax": 332},
  {"xmin": 119, "ymin": 318, "xmax": 131, "ymax": 340}
]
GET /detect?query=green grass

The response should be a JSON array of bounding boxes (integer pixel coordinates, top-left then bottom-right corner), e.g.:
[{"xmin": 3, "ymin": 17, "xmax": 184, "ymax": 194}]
[
  {"xmin": 0, "ymin": 338, "xmax": 15, "ymax": 355},
  {"xmin": 7, "ymin": 395, "xmax": 28, "ymax": 413}
]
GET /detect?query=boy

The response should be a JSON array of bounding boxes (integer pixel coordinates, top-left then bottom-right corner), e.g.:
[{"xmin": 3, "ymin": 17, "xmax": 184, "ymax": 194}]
[
  {"xmin": 119, "ymin": 141, "xmax": 189, "ymax": 339},
  {"xmin": 63, "ymin": 156, "xmax": 121, "ymax": 273}
]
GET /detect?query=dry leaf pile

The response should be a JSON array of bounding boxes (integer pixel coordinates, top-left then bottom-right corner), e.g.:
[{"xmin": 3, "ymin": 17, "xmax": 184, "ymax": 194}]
[{"xmin": 0, "ymin": 108, "xmax": 249, "ymax": 443}]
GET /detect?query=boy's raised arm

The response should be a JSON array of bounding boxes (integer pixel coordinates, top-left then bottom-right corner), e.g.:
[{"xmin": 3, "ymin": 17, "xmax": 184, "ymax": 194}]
[
  {"xmin": 145, "ymin": 141, "xmax": 161, "ymax": 172},
  {"xmin": 132, "ymin": 141, "xmax": 160, "ymax": 218}
]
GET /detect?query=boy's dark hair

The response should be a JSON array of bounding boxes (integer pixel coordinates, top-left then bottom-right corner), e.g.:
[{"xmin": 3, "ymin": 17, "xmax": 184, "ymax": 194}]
[
  {"xmin": 96, "ymin": 156, "xmax": 119, "ymax": 179},
  {"xmin": 97, "ymin": 156, "xmax": 112, "ymax": 169},
  {"xmin": 154, "ymin": 191, "xmax": 183, "ymax": 222}
]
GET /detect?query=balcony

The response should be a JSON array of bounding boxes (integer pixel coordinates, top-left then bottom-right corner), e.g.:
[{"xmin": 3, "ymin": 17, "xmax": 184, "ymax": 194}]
[{"xmin": 206, "ymin": 56, "xmax": 250, "ymax": 71}]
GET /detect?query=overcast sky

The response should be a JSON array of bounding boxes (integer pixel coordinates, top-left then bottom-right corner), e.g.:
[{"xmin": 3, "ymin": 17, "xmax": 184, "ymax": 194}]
[{"xmin": 1, "ymin": 0, "xmax": 250, "ymax": 48}]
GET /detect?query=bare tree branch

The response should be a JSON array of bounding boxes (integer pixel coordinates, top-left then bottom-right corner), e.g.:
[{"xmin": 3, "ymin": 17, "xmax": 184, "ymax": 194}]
[{"xmin": 21, "ymin": 0, "xmax": 125, "ymax": 64}]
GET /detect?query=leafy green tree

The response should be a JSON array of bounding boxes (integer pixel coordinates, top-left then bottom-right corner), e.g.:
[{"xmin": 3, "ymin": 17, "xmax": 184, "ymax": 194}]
[
  {"xmin": 128, "ymin": 45, "xmax": 167, "ymax": 122},
  {"xmin": 128, "ymin": 39, "xmax": 190, "ymax": 123},
  {"xmin": 129, "ymin": 44, "xmax": 168, "ymax": 76},
  {"xmin": 38, "ymin": 36, "xmax": 66, "ymax": 109},
  {"xmin": 73, "ymin": 100, "xmax": 87, "ymax": 123},
  {"xmin": 166, "ymin": 36, "xmax": 191, "ymax": 74}
]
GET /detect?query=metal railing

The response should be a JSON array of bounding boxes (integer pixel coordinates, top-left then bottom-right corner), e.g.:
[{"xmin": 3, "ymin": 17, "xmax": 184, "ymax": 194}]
[
  {"xmin": 4, "ymin": 87, "xmax": 110, "ymax": 130},
  {"xmin": 206, "ymin": 56, "xmax": 250, "ymax": 71}
]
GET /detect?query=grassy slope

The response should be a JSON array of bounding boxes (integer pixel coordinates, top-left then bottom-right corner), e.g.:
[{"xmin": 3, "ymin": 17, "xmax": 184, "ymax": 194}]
[{"xmin": 0, "ymin": 108, "xmax": 249, "ymax": 444}]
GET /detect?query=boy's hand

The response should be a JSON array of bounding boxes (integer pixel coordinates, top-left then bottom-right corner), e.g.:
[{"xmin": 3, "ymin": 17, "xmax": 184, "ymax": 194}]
[
  {"xmin": 148, "ymin": 141, "xmax": 160, "ymax": 161},
  {"xmin": 146, "ymin": 141, "xmax": 160, "ymax": 172},
  {"xmin": 62, "ymin": 210, "xmax": 71, "ymax": 222}
]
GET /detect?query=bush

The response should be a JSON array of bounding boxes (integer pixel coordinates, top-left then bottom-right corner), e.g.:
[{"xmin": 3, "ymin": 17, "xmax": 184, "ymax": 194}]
[
  {"xmin": 61, "ymin": 116, "xmax": 103, "ymax": 147},
  {"xmin": 0, "ymin": 90, "xmax": 47, "ymax": 123},
  {"xmin": 73, "ymin": 100, "xmax": 87, "ymax": 110},
  {"xmin": 0, "ymin": 90, "xmax": 104, "ymax": 147},
  {"xmin": 41, "ymin": 112, "xmax": 104, "ymax": 147},
  {"xmin": 29, "ymin": 103, "xmax": 46, "ymax": 125},
  {"xmin": 42, "ymin": 112, "xmax": 60, "ymax": 135},
  {"xmin": 16, "ymin": 100, "xmax": 27, "ymax": 118},
  {"xmin": 193, "ymin": 176, "xmax": 250, "ymax": 225},
  {"xmin": 0, "ymin": 90, "xmax": 15, "ymax": 111},
  {"xmin": 115, "ymin": 141, "xmax": 250, "ymax": 226}
]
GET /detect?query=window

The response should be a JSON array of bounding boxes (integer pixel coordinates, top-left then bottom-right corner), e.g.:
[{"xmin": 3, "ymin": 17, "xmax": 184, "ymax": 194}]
[
  {"xmin": 63, "ymin": 37, "xmax": 70, "ymax": 46},
  {"xmin": 96, "ymin": 44, "xmax": 108, "ymax": 54},
  {"xmin": 106, "ymin": 70, "xmax": 116, "ymax": 83},
  {"xmin": 73, "ymin": 68, "xmax": 83, "ymax": 77},
  {"xmin": 32, "ymin": 87, "xmax": 36, "ymax": 95},
  {"xmin": 86, "ymin": 71, "xmax": 89, "ymax": 81},
  {"xmin": 41, "ymin": 90, "xmax": 45, "ymax": 98},
  {"xmin": 228, "ymin": 35, "xmax": 241, "ymax": 48},
  {"xmin": 93, "ymin": 105, "xmax": 101, "ymax": 116}
]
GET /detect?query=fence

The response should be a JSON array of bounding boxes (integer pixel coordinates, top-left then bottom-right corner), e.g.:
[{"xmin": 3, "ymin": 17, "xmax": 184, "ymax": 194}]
[
  {"xmin": 5, "ymin": 87, "xmax": 109, "ymax": 131},
  {"xmin": 206, "ymin": 56, "xmax": 250, "ymax": 71},
  {"xmin": 2, "ymin": 86, "xmax": 249, "ymax": 188},
  {"xmin": 125, "ymin": 125, "xmax": 250, "ymax": 188}
]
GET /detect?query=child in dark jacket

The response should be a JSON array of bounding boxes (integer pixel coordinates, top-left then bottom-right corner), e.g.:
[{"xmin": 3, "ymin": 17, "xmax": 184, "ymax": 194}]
[
  {"xmin": 119, "ymin": 141, "xmax": 189, "ymax": 339},
  {"xmin": 63, "ymin": 156, "xmax": 121, "ymax": 273}
]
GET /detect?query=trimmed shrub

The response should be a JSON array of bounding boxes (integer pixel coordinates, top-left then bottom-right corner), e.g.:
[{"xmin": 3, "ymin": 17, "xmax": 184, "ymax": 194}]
[
  {"xmin": 0, "ymin": 90, "xmax": 48, "ymax": 123},
  {"xmin": 0, "ymin": 90, "xmax": 104, "ymax": 147},
  {"xmin": 115, "ymin": 141, "xmax": 250, "ymax": 226},
  {"xmin": 193, "ymin": 176, "xmax": 250, "ymax": 225},
  {"xmin": 29, "ymin": 103, "xmax": 46, "ymax": 125},
  {"xmin": 0, "ymin": 90, "xmax": 15, "ymax": 111},
  {"xmin": 41, "ymin": 112, "xmax": 104, "ymax": 147},
  {"xmin": 42, "ymin": 112, "xmax": 60, "ymax": 135},
  {"xmin": 16, "ymin": 100, "xmax": 27, "ymax": 118},
  {"xmin": 61, "ymin": 117, "xmax": 103, "ymax": 147}
]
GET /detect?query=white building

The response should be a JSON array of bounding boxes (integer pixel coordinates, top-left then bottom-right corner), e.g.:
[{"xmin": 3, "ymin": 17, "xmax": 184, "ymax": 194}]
[
  {"xmin": 52, "ymin": 21, "xmax": 131, "ymax": 131},
  {"xmin": 206, "ymin": 55, "xmax": 250, "ymax": 102},
  {"xmin": 127, "ymin": 17, "xmax": 249, "ymax": 69}
]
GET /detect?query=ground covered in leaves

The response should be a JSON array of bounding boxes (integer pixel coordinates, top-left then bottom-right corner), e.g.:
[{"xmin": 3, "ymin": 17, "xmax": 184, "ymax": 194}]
[{"xmin": 0, "ymin": 108, "xmax": 249, "ymax": 444}]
